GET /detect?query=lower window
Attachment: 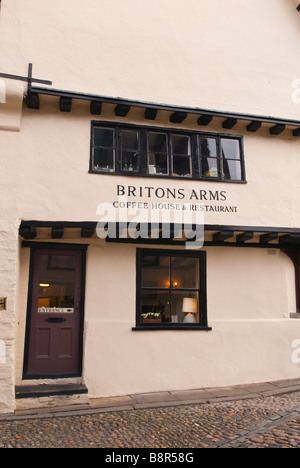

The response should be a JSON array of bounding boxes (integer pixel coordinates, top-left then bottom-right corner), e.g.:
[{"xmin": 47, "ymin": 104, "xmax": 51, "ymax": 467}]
[{"xmin": 135, "ymin": 249, "xmax": 209, "ymax": 329}]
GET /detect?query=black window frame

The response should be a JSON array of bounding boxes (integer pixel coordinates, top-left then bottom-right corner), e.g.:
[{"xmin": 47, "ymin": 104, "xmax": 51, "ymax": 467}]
[
  {"xmin": 90, "ymin": 122, "xmax": 246, "ymax": 183},
  {"xmin": 133, "ymin": 249, "xmax": 210, "ymax": 331}
]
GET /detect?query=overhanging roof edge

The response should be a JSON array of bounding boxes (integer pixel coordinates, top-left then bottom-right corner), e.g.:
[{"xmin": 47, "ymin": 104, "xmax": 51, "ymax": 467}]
[
  {"xmin": 28, "ymin": 85, "xmax": 300, "ymax": 129},
  {"xmin": 19, "ymin": 220, "xmax": 300, "ymax": 234}
]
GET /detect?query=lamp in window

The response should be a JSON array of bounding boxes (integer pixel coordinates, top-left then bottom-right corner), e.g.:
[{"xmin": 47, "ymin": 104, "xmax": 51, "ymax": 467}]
[{"xmin": 182, "ymin": 298, "xmax": 197, "ymax": 323}]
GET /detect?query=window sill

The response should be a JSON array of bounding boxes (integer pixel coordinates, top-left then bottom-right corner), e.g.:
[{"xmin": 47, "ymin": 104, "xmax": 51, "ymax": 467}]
[
  {"xmin": 88, "ymin": 170, "xmax": 247, "ymax": 184},
  {"xmin": 132, "ymin": 325, "xmax": 212, "ymax": 331}
]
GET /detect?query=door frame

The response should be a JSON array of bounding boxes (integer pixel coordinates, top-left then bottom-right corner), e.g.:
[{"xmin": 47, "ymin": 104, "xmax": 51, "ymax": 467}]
[{"xmin": 23, "ymin": 242, "xmax": 87, "ymax": 380}]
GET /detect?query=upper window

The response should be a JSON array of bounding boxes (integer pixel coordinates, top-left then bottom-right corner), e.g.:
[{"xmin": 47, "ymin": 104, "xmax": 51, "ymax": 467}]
[
  {"xmin": 90, "ymin": 123, "xmax": 245, "ymax": 182},
  {"xmin": 134, "ymin": 249, "xmax": 209, "ymax": 330}
]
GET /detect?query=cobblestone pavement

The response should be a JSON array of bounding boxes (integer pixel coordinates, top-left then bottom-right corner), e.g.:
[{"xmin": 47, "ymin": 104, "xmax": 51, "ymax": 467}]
[{"xmin": 0, "ymin": 391, "xmax": 300, "ymax": 448}]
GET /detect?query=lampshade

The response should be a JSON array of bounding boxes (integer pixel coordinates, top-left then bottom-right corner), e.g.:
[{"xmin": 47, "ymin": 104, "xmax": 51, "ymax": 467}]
[{"xmin": 182, "ymin": 298, "xmax": 197, "ymax": 314}]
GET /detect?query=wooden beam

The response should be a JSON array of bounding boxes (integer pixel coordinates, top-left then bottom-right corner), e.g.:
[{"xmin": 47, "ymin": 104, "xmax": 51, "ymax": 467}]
[
  {"xmin": 145, "ymin": 108, "xmax": 158, "ymax": 120},
  {"xmin": 114, "ymin": 104, "xmax": 130, "ymax": 117},
  {"xmin": 293, "ymin": 128, "xmax": 300, "ymax": 137},
  {"xmin": 51, "ymin": 227, "xmax": 64, "ymax": 239},
  {"xmin": 270, "ymin": 124, "xmax": 285, "ymax": 135},
  {"xmin": 197, "ymin": 115, "xmax": 213, "ymax": 126},
  {"xmin": 81, "ymin": 227, "xmax": 95, "ymax": 238},
  {"xmin": 25, "ymin": 92, "xmax": 40, "ymax": 110},
  {"xmin": 25, "ymin": 80, "xmax": 300, "ymax": 132},
  {"xmin": 222, "ymin": 118, "xmax": 237, "ymax": 129},
  {"xmin": 260, "ymin": 232, "xmax": 278, "ymax": 244},
  {"xmin": 169, "ymin": 112, "xmax": 187, "ymax": 123},
  {"xmin": 59, "ymin": 97, "xmax": 72, "ymax": 112},
  {"xmin": 236, "ymin": 232, "xmax": 254, "ymax": 243},
  {"xmin": 279, "ymin": 234, "xmax": 300, "ymax": 244},
  {"xmin": 90, "ymin": 101, "xmax": 102, "ymax": 115},
  {"xmin": 213, "ymin": 231, "xmax": 234, "ymax": 242},
  {"xmin": 19, "ymin": 226, "xmax": 37, "ymax": 239},
  {"xmin": 246, "ymin": 121, "xmax": 261, "ymax": 132}
]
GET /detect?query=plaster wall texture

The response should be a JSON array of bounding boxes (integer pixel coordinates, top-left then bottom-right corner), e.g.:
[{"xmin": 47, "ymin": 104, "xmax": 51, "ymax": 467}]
[
  {"xmin": 1, "ymin": 0, "xmax": 300, "ymax": 410},
  {"xmin": 1, "ymin": 0, "xmax": 300, "ymax": 117}
]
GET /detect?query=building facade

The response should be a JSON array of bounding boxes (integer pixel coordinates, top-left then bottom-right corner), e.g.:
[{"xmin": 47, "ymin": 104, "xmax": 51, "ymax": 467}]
[{"xmin": 1, "ymin": 0, "xmax": 300, "ymax": 413}]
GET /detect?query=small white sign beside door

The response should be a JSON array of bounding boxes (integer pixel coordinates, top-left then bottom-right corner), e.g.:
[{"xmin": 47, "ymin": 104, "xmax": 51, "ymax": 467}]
[{"xmin": 38, "ymin": 307, "xmax": 74, "ymax": 314}]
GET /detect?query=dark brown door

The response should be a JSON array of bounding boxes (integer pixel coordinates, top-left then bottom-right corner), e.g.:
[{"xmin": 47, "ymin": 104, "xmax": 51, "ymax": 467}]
[{"xmin": 25, "ymin": 248, "xmax": 84, "ymax": 377}]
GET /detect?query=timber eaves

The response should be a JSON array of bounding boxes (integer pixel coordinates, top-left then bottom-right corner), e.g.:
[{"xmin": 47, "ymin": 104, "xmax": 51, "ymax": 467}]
[{"xmin": 25, "ymin": 85, "xmax": 300, "ymax": 137}]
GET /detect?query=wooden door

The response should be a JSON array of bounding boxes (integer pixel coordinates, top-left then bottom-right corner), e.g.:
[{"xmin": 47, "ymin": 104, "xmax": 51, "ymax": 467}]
[{"xmin": 24, "ymin": 248, "xmax": 84, "ymax": 378}]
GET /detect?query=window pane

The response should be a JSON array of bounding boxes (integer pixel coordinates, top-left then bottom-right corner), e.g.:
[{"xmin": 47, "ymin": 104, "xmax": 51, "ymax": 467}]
[
  {"xmin": 172, "ymin": 135, "xmax": 190, "ymax": 155},
  {"xmin": 148, "ymin": 132, "xmax": 167, "ymax": 152},
  {"xmin": 121, "ymin": 130, "xmax": 139, "ymax": 171},
  {"xmin": 148, "ymin": 132, "xmax": 168, "ymax": 175},
  {"xmin": 171, "ymin": 257, "xmax": 199, "ymax": 289},
  {"xmin": 122, "ymin": 150, "xmax": 139, "ymax": 171},
  {"xmin": 201, "ymin": 157, "xmax": 218, "ymax": 178},
  {"xmin": 37, "ymin": 254, "xmax": 76, "ymax": 313},
  {"xmin": 94, "ymin": 128, "xmax": 114, "ymax": 147},
  {"xmin": 173, "ymin": 156, "xmax": 192, "ymax": 177},
  {"xmin": 141, "ymin": 255, "xmax": 170, "ymax": 288},
  {"xmin": 94, "ymin": 148, "xmax": 114, "ymax": 171},
  {"xmin": 148, "ymin": 152, "xmax": 168, "ymax": 175},
  {"xmin": 140, "ymin": 290, "xmax": 170, "ymax": 323},
  {"xmin": 199, "ymin": 137, "xmax": 217, "ymax": 157},
  {"xmin": 170, "ymin": 291, "xmax": 199, "ymax": 324},
  {"xmin": 122, "ymin": 130, "xmax": 139, "ymax": 150},
  {"xmin": 221, "ymin": 139, "xmax": 240, "ymax": 160},
  {"xmin": 222, "ymin": 159, "xmax": 242, "ymax": 181}
]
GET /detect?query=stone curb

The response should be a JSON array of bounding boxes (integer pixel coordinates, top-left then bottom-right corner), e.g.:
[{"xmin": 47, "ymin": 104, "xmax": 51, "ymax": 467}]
[{"xmin": 2, "ymin": 378, "xmax": 300, "ymax": 421}]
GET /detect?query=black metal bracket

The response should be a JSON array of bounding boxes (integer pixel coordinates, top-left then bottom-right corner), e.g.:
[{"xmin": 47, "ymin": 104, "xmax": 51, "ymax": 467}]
[
  {"xmin": 0, "ymin": 63, "xmax": 52, "ymax": 89},
  {"xmin": 0, "ymin": 63, "xmax": 52, "ymax": 109}
]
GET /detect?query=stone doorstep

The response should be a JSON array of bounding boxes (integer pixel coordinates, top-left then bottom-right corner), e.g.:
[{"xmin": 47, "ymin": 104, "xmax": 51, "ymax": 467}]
[
  {"xmin": 14, "ymin": 384, "xmax": 89, "ymax": 416},
  {"xmin": 15, "ymin": 383, "xmax": 88, "ymax": 399}
]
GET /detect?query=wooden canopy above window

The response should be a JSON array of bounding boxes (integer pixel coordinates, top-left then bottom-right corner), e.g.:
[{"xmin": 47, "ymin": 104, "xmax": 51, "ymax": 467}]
[{"xmin": 19, "ymin": 220, "xmax": 300, "ymax": 250}]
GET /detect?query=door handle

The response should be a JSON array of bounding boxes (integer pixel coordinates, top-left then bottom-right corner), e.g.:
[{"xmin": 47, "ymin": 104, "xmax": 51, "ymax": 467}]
[{"xmin": 45, "ymin": 317, "xmax": 66, "ymax": 323}]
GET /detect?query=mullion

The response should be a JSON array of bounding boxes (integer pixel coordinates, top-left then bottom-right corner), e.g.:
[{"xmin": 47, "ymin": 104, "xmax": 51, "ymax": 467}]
[
  {"xmin": 116, "ymin": 126, "xmax": 121, "ymax": 172},
  {"xmin": 140, "ymin": 129, "xmax": 148, "ymax": 174},
  {"xmin": 191, "ymin": 134, "xmax": 198, "ymax": 178},
  {"xmin": 168, "ymin": 132, "xmax": 172, "ymax": 176},
  {"xmin": 168, "ymin": 256, "xmax": 172, "ymax": 322},
  {"xmin": 216, "ymin": 137, "xmax": 222, "ymax": 180}
]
